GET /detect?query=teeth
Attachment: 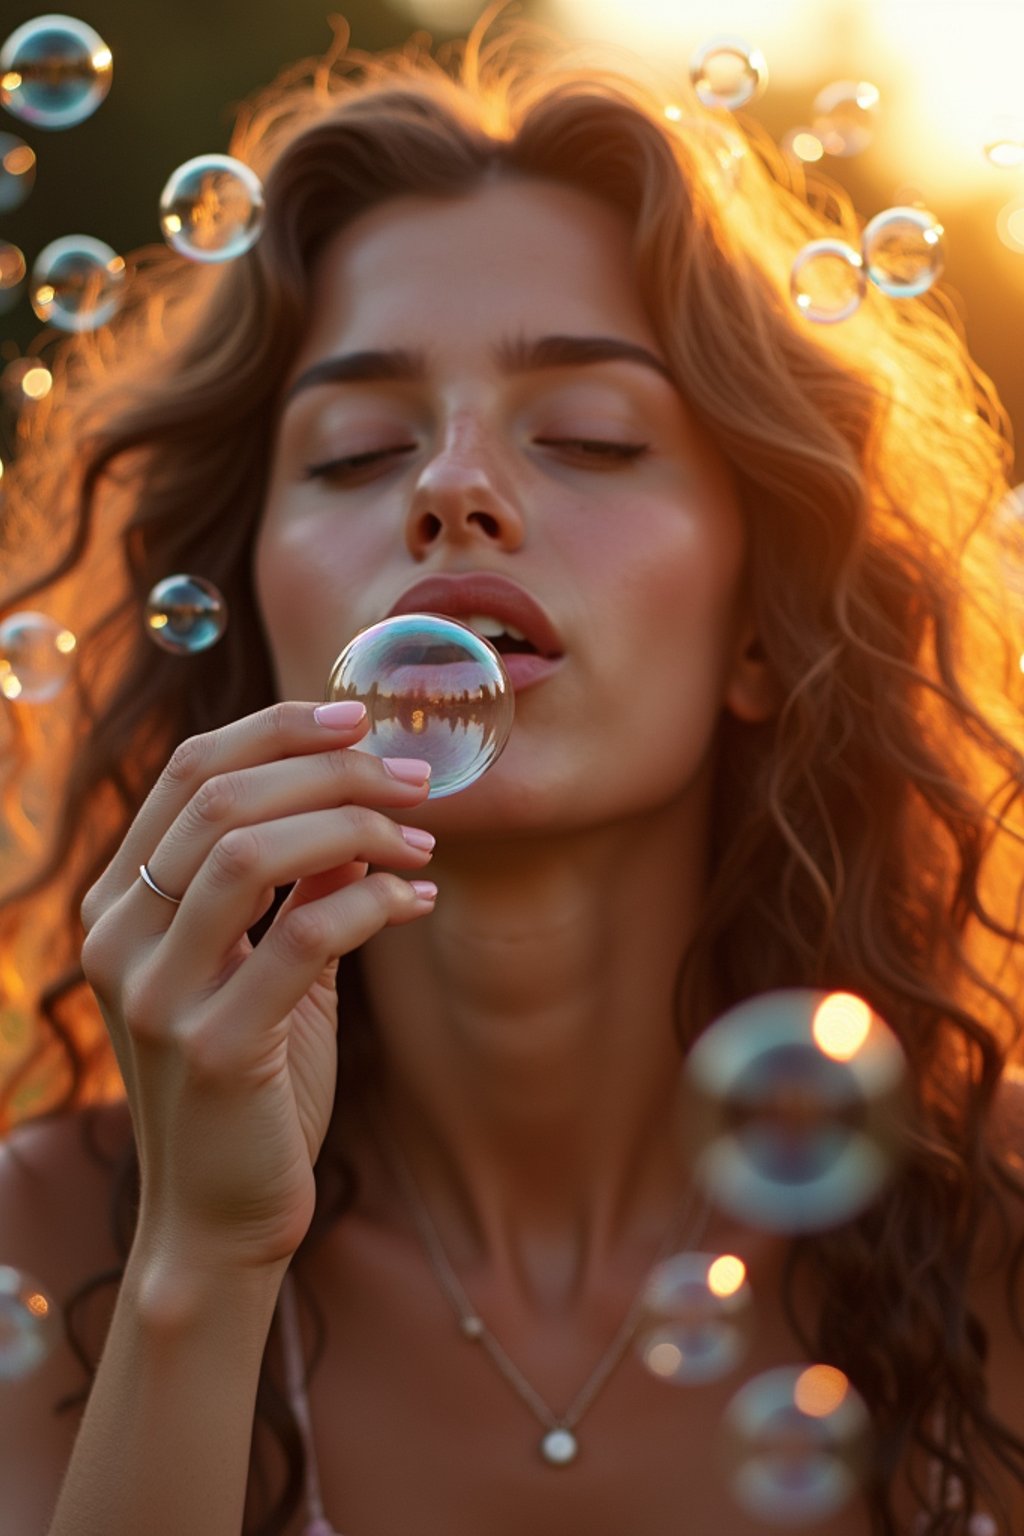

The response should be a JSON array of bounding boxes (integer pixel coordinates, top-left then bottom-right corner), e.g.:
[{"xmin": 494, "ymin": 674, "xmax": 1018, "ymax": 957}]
[{"xmin": 464, "ymin": 613, "xmax": 526, "ymax": 642}]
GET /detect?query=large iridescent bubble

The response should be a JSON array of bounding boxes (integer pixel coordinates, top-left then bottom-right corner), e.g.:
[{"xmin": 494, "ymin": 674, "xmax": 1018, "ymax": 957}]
[{"xmin": 0, "ymin": 15, "xmax": 112, "ymax": 130}]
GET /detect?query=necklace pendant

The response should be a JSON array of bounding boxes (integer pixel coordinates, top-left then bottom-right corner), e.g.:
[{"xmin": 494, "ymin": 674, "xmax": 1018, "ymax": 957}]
[{"xmin": 540, "ymin": 1428, "xmax": 579, "ymax": 1466}]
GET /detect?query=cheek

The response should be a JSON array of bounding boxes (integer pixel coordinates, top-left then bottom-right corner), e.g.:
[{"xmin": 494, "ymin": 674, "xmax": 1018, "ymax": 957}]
[{"xmin": 253, "ymin": 511, "xmax": 368, "ymax": 698}]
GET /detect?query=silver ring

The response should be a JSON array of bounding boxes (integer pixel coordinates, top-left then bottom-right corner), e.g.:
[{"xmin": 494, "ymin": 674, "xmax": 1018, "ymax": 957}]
[{"xmin": 139, "ymin": 862, "xmax": 182, "ymax": 906}]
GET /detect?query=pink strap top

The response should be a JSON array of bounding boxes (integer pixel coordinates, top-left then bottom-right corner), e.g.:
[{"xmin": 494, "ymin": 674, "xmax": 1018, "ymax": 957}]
[
  {"xmin": 279, "ymin": 1272, "xmax": 998, "ymax": 1536},
  {"xmin": 279, "ymin": 1270, "xmax": 343, "ymax": 1536}
]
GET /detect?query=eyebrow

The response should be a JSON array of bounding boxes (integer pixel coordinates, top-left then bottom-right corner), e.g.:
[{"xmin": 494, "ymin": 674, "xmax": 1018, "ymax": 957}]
[{"xmin": 283, "ymin": 333, "xmax": 677, "ymax": 402}]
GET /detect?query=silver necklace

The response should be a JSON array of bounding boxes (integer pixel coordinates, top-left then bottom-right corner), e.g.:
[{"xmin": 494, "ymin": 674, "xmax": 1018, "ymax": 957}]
[{"xmin": 373, "ymin": 1111, "xmax": 708, "ymax": 1468}]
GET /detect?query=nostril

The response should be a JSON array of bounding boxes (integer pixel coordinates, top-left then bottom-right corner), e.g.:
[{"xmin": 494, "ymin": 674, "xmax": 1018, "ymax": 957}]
[
  {"xmin": 469, "ymin": 511, "xmax": 501, "ymax": 538},
  {"xmin": 418, "ymin": 512, "xmax": 443, "ymax": 541}
]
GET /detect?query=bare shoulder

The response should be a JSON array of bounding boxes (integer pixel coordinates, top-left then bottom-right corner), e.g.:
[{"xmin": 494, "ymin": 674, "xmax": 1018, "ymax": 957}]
[{"xmin": 0, "ymin": 1098, "xmax": 134, "ymax": 1536}]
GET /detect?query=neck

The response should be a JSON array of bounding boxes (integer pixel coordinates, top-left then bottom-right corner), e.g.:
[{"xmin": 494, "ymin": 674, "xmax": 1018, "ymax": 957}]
[{"xmin": 355, "ymin": 791, "xmax": 713, "ymax": 1308}]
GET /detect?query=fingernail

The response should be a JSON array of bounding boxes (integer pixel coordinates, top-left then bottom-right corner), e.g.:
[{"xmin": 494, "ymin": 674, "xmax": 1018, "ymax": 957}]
[
  {"xmin": 314, "ymin": 701, "xmax": 366, "ymax": 728},
  {"xmin": 399, "ymin": 825, "xmax": 436, "ymax": 852},
  {"xmin": 410, "ymin": 881, "xmax": 438, "ymax": 902},
  {"xmin": 383, "ymin": 757, "xmax": 432, "ymax": 784}
]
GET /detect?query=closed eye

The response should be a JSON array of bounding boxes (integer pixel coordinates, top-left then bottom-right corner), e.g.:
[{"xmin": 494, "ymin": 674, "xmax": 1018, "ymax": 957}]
[
  {"xmin": 535, "ymin": 438, "xmax": 650, "ymax": 464},
  {"xmin": 304, "ymin": 445, "xmax": 418, "ymax": 482}
]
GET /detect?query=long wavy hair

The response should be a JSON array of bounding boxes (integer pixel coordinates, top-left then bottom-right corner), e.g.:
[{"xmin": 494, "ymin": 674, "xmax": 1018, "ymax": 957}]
[{"xmin": 2, "ymin": 9, "xmax": 1023, "ymax": 1533}]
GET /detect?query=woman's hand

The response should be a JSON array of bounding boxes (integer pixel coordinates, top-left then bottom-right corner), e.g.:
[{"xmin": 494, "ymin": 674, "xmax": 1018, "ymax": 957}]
[{"xmin": 79, "ymin": 700, "xmax": 435, "ymax": 1275}]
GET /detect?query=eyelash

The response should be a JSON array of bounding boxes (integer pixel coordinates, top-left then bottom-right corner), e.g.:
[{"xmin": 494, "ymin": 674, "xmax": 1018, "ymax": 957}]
[{"xmin": 303, "ymin": 439, "xmax": 651, "ymax": 482}]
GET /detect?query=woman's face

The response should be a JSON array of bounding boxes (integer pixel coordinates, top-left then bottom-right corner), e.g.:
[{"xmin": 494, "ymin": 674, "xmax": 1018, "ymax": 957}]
[{"xmin": 255, "ymin": 176, "xmax": 770, "ymax": 832}]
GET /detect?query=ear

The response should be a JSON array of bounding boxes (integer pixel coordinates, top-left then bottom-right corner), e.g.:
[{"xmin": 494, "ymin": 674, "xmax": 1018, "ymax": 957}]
[{"xmin": 723, "ymin": 622, "xmax": 783, "ymax": 724}]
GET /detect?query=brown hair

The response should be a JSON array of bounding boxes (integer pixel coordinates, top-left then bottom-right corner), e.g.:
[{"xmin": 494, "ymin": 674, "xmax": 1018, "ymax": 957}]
[{"xmin": 2, "ymin": 10, "xmax": 1023, "ymax": 1532}]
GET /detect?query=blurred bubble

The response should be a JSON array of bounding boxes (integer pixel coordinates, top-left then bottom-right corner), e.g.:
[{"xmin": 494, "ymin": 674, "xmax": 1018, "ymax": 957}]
[
  {"xmin": 1, "ymin": 357, "xmax": 53, "ymax": 406},
  {"xmin": 0, "ymin": 1265, "xmax": 59, "ymax": 1380},
  {"xmin": 780, "ymin": 127, "xmax": 825, "ymax": 164},
  {"xmin": 862, "ymin": 207, "xmax": 944, "ymax": 298},
  {"xmin": 790, "ymin": 240, "xmax": 866, "ymax": 324},
  {"xmin": 812, "ymin": 80, "xmax": 880, "ymax": 157},
  {"xmin": 159, "ymin": 154, "xmax": 266, "ymax": 264},
  {"xmin": 637, "ymin": 1251, "xmax": 753, "ymax": 1385},
  {"xmin": 996, "ymin": 198, "xmax": 1024, "ymax": 255},
  {"xmin": 0, "ymin": 15, "xmax": 112, "ymax": 130},
  {"xmin": 984, "ymin": 116, "xmax": 1024, "ymax": 168},
  {"xmin": 30, "ymin": 234, "xmax": 125, "ymax": 331},
  {"xmin": 721, "ymin": 1364, "xmax": 872, "ymax": 1524},
  {"xmin": 666, "ymin": 109, "xmax": 747, "ymax": 196},
  {"xmin": 0, "ymin": 611, "xmax": 76, "ymax": 702},
  {"xmin": 689, "ymin": 38, "xmax": 767, "ymax": 112},
  {"xmin": 0, "ymin": 131, "xmax": 36, "ymax": 211},
  {"xmin": 0, "ymin": 239, "xmax": 26, "ymax": 316},
  {"xmin": 683, "ymin": 989, "xmax": 907, "ymax": 1232},
  {"xmin": 326, "ymin": 613, "xmax": 515, "ymax": 799},
  {"xmin": 145, "ymin": 574, "xmax": 228, "ymax": 655}
]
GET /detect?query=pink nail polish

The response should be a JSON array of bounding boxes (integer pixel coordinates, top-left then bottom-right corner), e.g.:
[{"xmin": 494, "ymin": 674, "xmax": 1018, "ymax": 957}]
[
  {"xmin": 399, "ymin": 825, "xmax": 436, "ymax": 852},
  {"xmin": 383, "ymin": 757, "xmax": 432, "ymax": 784},
  {"xmin": 314, "ymin": 701, "xmax": 366, "ymax": 728}
]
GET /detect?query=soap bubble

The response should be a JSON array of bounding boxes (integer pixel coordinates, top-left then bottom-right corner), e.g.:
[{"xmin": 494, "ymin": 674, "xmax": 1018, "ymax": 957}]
[
  {"xmin": 0, "ymin": 239, "xmax": 26, "ymax": 315},
  {"xmin": 145, "ymin": 575, "xmax": 227, "ymax": 655},
  {"xmin": 683, "ymin": 989, "xmax": 907, "ymax": 1232},
  {"xmin": 637, "ymin": 1251, "xmax": 753, "ymax": 1385},
  {"xmin": 30, "ymin": 234, "xmax": 125, "ymax": 331},
  {"xmin": 0, "ymin": 1265, "xmax": 59, "ymax": 1380},
  {"xmin": 0, "ymin": 356, "xmax": 52, "ymax": 405},
  {"xmin": 722, "ymin": 1364, "xmax": 872, "ymax": 1524},
  {"xmin": 0, "ymin": 132, "xmax": 36, "ymax": 211},
  {"xmin": 690, "ymin": 38, "xmax": 767, "ymax": 112},
  {"xmin": 790, "ymin": 240, "xmax": 866, "ymax": 324},
  {"xmin": 0, "ymin": 15, "xmax": 112, "ymax": 130},
  {"xmin": 159, "ymin": 154, "xmax": 265, "ymax": 264},
  {"xmin": 325, "ymin": 613, "xmax": 515, "ymax": 799},
  {"xmin": 862, "ymin": 207, "xmax": 944, "ymax": 298},
  {"xmin": 0, "ymin": 611, "xmax": 76, "ymax": 701},
  {"xmin": 812, "ymin": 80, "xmax": 880, "ymax": 157}
]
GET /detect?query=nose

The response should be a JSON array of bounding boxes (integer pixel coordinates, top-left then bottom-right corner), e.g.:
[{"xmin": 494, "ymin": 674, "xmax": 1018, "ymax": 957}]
[{"xmin": 405, "ymin": 418, "xmax": 525, "ymax": 558}]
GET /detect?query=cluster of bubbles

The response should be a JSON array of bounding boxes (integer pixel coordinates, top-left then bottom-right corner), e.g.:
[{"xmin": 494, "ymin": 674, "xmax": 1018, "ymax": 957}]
[
  {"xmin": 626, "ymin": 988, "xmax": 909, "ymax": 1524},
  {"xmin": 791, "ymin": 205, "xmax": 945, "ymax": 324},
  {"xmin": 0, "ymin": 12, "xmax": 266, "ymax": 351}
]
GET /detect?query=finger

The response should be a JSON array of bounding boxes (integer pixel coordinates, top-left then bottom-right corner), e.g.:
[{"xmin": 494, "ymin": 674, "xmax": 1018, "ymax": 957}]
[
  {"xmin": 87, "ymin": 700, "xmax": 379, "ymax": 912},
  {"xmin": 203, "ymin": 873, "xmax": 437, "ymax": 1054},
  {"xmin": 162, "ymin": 807, "xmax": 435, "ymax": 979},
  {"xmin": 141, "ymin": 742, "xmax": 432, "ymax": 908}
]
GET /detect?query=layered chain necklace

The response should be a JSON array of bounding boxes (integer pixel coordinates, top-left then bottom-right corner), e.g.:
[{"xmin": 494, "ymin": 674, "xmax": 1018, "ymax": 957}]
[{"xmin": 373, "ymin": 1111, "xmax": 709, "ymax": 1467}]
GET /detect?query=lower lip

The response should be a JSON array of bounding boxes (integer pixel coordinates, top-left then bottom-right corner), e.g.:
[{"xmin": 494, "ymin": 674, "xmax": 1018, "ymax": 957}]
[{"xmin": 500, "ymin": 653, "xmax": 563, "ymax": 693}]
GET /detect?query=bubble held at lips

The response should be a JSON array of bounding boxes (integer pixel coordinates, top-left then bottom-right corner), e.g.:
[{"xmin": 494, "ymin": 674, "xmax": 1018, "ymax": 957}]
[
  {"xmin": 325, "ymin": 613, "xmax": 514, "ymax": 799},
  {"xmin": 790, "ymin": 240, "xmax": 866, "ymax": 324},
  {"xmin": 862, "ymin": 207, "xmax": 944, "ymax": 298},
  {"xmin": 0, "ymin": 131, "xmax": 36, "ymax": 211},
  {"xmin": 812, "ymin": 80, "xmax": 880, "ymax": 158},
  {"xmin": 689, "ymin": 38, "xmax": 767, "ymax": 112},
  {"xmin": 0, "ymin": 1264, "xmax": 59, "ymax": 1380},
  {"xmin": 683, "ymin": 989, "xmax": 907, "ymax": 1232},
  {"xmin": 0, "ymin": 611, "xmax": 77, "ymax": 702},
  {"xmin": 159, "ymin": 154, "xmax": 266, "ymax": 264},
  {"xmin": 145, "ymin": 575, "xmax": 228, "ymax": 655},
  {"xmin": 0, "ymin": 15, "xmax": 112, "ymax": 131},
  {"xmin": 31, "ymin": 234, "xmax": 125, "ymax": 331},
  {"xmin": 721, "ymin": 1364, "xmax": 872, "ymax": 1524},
  {"xmin": 637, "ymin": 1252, "xmax": 753, "ymax": 1385}
]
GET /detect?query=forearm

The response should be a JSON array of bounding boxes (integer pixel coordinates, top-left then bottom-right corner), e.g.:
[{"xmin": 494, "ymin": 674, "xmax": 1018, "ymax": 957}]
[{"xmin": 47, "ymin": 1237, "xmax": 287, "ymax": 1536}]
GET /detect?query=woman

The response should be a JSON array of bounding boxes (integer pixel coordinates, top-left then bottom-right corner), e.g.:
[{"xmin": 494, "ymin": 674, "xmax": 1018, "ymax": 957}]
[{"xmin": 1, "ymin": 11, "xmax": 1022, "ymax": 1534}]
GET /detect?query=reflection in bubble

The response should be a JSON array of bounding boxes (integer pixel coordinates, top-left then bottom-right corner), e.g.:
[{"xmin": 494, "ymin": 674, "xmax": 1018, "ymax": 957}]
[
  {"xmin": 683, "ymin": 989, "xmax": 907, "ymax": 1231},
  {"xmin": 722, "ymin": 1364, "xmax": 872, "ymax": 1524},
  {"xmin": 812, "ymin": 81, "xmax": 880, "ymax": 158},
  {"xmin": 689, "ymin": 39, "xmax": 767, "ymax": 112},
  {"xmin": 159, "ymin": 154, "xmax": 266, "ymax": 264},
  {"xmin": 0, "ymin": 1264, "xmax": 59, "ymax": 1379},
  {"xmin": 790, "ymin": 240, "xmax": 866, "ymax": 324},
  {"xmin": 862, "ymin": 207, "xmax": 944, "ymax": 298},
  {"xmin": 31, "ymin": 234, "xmax": 125, "ymax": 331},
  {"xmin": 637, "ymin": 1251, "xmax": 753, "ymax": 1385},
  {"xmin": 0, "ymin": 611, "xmax": 77, "ymax": 702},
  {"xmin": 0, "ymin": 16, "xmax": 112, "ymax": 130},
  {"xmin": 326, "ymin": 614, "xmax": 514, "ymax": 799},
  {"xmin": 145, "ymin": 575, "xmax": 227, "ymax": 656},
  {"xmin": 0, "ymin": 131, "xmax": 36, "ymax": 211}
]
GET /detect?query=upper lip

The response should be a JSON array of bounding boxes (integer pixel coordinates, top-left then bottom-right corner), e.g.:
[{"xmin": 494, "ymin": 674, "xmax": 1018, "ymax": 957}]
[{"xmin": 386, "ymin": 573, "xmax": 564, "ymax": 657}]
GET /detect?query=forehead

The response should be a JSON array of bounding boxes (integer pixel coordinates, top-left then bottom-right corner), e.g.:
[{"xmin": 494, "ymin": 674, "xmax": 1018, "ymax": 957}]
[{"xmin": 297, "ymin": 176, "xmax": 658, "ymax": 362}]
